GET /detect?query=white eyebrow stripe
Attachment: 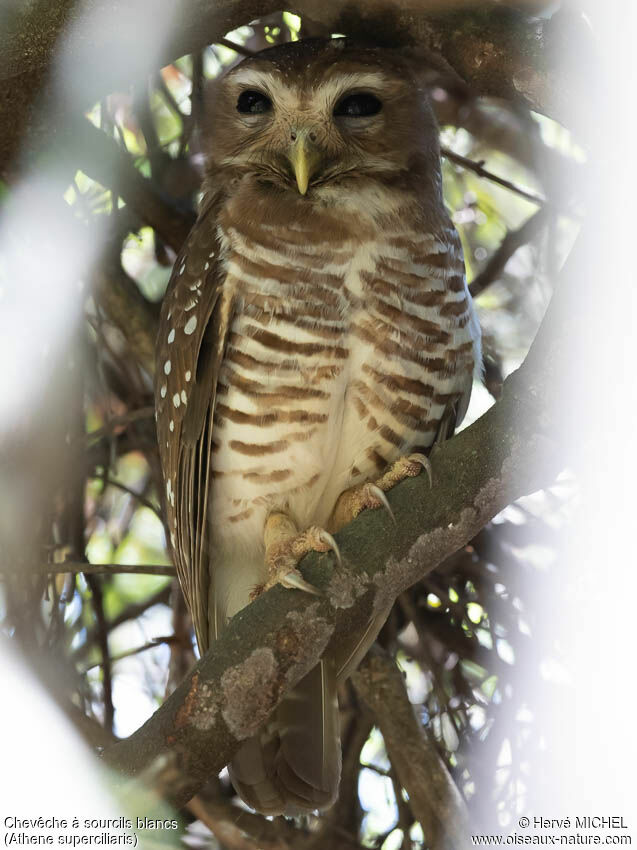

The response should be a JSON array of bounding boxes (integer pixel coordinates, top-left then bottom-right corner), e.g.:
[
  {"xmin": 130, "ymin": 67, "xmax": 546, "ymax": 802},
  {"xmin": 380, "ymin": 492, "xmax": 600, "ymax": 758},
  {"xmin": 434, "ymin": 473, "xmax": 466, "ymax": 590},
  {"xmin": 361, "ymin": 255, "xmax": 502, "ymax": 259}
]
[
  {"xmin": 229, "ymin": 68, "xmax": 280, "ymax": 90},
  {"xmin": 316, "ymin": 72, "xmax": 388, "ymax": 101},
  {"xmin": 228, "ymin": 68, "xmax": 301, "ymax": 111}
]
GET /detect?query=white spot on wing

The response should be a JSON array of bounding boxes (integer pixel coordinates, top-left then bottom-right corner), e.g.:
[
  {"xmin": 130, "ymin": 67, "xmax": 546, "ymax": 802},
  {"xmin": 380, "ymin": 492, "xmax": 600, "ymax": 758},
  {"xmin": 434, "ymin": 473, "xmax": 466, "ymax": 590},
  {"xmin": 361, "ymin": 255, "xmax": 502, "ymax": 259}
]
[
  {"xmin": 160, "ymin": 384, "xmax": 167, "ymax": 398},
  {"xmin": 167, "ymin": 329, "xmax": 175, "ymax": 344},
  {"xmin": 164, "ymin": 360, "xmax": 171, "ymax": 375},
  {"xmin": 173, "ymin": 393, "xmax": 181, "ymax": 408},
  {"xmin": 184, "ymin": 316, "xmax": 197, "ymax": 335}
]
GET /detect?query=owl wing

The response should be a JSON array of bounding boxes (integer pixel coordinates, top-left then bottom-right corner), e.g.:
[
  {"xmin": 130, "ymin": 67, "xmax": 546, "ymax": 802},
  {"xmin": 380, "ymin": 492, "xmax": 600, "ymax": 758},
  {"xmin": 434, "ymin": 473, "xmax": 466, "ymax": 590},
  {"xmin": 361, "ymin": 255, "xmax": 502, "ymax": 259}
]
[{"xmin": 155, "ymin": 189, "xmax": 235, "ymax": 653}]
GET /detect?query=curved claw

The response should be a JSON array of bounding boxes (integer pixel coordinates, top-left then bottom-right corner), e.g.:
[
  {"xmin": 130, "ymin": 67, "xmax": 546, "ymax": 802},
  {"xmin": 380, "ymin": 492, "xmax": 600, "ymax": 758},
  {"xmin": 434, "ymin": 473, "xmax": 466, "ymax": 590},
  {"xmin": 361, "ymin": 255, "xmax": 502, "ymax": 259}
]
[
  {"xmin": 281, "ymin": 570, "xmax": 323, "ymax": 596},
  {"xmin": 408, "ymin": 452, "xmax": 433, "ymax": 488},
  {"xmin": 318, "ymin": 529, "xmax": 342, "ymax": 568},
  {"xmin": 368, "ymin": 483, "xmax": 396, "ymax": 524}
]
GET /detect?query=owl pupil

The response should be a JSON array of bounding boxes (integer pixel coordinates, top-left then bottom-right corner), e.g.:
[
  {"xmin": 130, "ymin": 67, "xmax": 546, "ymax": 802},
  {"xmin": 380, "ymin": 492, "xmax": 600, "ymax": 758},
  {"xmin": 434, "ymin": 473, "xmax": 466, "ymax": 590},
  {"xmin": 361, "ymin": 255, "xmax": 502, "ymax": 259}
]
[
  {"xmin": 237, "ymin": 90, "xmax": 272, "ymax": 114},
  {"xmin": 334, "ymin": 93, "xmax": 382, "ymax": 117}
]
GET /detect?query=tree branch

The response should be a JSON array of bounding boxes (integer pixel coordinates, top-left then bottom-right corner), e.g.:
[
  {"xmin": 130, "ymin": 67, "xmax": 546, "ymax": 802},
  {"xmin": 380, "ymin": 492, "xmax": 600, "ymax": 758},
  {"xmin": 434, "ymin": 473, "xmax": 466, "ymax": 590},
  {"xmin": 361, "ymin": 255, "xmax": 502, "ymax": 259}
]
[
  {"xmin": 469, "ymin": 208, "xmax": 549, "ymax": 298},
  {"xmin": 441, "ymin": 147, "xmax": 547, "ymax": 208},
  {"xmin": 352, "ymin": 649, "xmax": 471, "ymax": 850},
  {"xmin": 102, "ymin": 292, "xmax": 562, "ymax": 806},
  {"xmin": 0, "ymin": 1, "xmax": 591, "ymax": 177},
  {"xmin": 25, "ymin": 563, "xmax": 175, "ymax": 577},
  {"xmin": 92, "ymin": 257, "xmax": 158, "ymax": 375},
  {"xmin": 69, "ymin": 118, "xmax": 195, "ymax": 253}
]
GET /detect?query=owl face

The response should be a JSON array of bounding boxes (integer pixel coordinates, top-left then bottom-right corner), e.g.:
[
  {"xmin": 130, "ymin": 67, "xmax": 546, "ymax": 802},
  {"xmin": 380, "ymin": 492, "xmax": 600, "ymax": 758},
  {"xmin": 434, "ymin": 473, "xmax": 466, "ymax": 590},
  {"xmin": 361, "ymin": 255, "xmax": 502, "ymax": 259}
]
[{"xmin": 205, "ymin": 39, "xmax": 439, "ymax": 198}]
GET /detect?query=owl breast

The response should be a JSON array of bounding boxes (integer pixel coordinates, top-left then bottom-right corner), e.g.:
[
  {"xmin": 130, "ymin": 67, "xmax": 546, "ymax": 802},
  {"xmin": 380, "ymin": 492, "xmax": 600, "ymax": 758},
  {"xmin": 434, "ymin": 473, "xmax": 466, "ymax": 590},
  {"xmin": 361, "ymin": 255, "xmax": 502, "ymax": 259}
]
[{"xmin": 210, "ymin": 184, "xmax": 479, "ymax": 607}]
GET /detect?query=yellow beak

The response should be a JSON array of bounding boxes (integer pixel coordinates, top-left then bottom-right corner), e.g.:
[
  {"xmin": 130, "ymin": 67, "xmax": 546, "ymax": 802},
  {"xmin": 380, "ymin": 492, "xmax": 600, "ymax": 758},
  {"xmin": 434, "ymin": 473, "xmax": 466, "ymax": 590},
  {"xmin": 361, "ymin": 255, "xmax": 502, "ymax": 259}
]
[{"xmin": 288, "ymin": 132, "xmax": 323, "ymax": 195}]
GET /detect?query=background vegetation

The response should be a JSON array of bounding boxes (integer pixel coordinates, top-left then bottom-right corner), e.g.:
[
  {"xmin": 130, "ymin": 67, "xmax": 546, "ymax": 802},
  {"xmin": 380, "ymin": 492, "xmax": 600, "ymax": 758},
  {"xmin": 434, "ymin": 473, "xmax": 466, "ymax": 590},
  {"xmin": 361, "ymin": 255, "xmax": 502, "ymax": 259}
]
[{"xmin": 0, "ymin": 4, "xmax": 587, "ymax": 849}]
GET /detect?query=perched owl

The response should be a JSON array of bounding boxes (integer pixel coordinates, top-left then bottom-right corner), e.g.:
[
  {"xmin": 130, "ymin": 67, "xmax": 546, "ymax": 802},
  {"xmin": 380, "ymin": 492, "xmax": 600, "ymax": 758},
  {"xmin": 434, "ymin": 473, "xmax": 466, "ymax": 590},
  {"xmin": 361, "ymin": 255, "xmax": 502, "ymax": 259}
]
[{"xmin": 155, "ymin": 38, "xmax": 481, "ymax": 815}]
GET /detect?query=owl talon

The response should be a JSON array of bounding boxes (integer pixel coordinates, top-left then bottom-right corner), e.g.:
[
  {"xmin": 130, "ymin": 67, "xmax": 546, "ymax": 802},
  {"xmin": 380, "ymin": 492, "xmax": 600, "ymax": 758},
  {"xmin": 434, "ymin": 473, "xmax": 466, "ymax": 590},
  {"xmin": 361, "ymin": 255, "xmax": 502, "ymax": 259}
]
[
  {"xmin": 368, "ymin": 484, "xmax": 396, "ymax": 524},
  {"xmin": 261, "ymin": 519, "xmax": 341, "ymax": 599},
  {"xmin": 317, "ymin": 530, "xmax": 342, "ymax": 568},
  {"xmin": 407, "ymin": 453, "xmax": 433, "ymax": 488},
  {"xmin": 281, "ymin": 570, "xmax": 323, "ymax": 595}
]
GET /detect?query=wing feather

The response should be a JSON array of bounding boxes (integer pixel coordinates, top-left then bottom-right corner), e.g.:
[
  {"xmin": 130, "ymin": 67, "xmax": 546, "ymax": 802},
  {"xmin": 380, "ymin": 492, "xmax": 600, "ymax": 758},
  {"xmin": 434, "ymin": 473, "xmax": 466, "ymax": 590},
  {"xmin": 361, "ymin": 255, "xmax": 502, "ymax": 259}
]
[{"xmin": 155, "ymin": 190, "xmax": 235, "ymax": 653}]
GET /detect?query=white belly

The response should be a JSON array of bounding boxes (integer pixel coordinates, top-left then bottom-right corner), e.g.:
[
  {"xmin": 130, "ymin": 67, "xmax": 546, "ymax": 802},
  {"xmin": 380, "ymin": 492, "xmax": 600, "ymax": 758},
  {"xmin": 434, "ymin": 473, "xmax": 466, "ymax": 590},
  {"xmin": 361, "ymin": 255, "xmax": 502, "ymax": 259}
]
[{"xmin": 209, "ymin": 220, "xmax": 479, "ymax": 618}]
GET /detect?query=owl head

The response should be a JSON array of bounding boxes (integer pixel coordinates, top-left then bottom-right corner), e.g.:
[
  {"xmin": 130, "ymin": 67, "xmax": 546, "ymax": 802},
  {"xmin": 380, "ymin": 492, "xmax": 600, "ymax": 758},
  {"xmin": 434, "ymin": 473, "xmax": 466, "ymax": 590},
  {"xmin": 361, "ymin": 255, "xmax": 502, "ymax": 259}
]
[{"xmin": 204, "ymin": 38, "xmax": 441, "ymax": 200}]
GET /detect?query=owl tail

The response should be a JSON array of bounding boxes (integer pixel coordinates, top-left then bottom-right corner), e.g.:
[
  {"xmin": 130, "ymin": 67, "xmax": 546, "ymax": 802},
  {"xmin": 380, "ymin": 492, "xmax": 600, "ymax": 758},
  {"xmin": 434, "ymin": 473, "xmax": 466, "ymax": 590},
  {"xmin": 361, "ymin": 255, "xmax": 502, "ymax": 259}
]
[{"xmin": 228, "ymin": 658, "xmax": 341, "ymax": 815}]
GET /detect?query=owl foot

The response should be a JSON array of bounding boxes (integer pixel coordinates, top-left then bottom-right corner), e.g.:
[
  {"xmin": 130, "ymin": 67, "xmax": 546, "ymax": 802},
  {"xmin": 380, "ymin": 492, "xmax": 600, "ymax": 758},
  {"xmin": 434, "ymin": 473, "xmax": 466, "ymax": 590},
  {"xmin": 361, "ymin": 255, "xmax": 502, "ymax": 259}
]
[
  {"xmin": 329, "ymin": 453, "xmax": 432, "ymax": 533},
  {"xmin": 376, "ymin": 452, "xmax": 433, "ymax": 492},
  {"xmin": 251, "ymin": 514, "xmax": 341, "ymax": 600}
]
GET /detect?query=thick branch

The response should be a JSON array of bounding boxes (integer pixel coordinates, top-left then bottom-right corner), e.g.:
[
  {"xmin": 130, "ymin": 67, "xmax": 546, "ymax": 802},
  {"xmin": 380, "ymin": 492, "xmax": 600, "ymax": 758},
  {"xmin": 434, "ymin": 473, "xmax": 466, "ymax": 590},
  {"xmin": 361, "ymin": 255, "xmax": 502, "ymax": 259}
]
[
  {"xmin": 103, "ymin": 335, "xmax": 560, "ymax": 806},
  {"xmin": 0, "ymin": 1, "xmax": 588, "ymax": 177},
  {"xmin": 93, "ymin": 258, "xmax": 158, "ymax": 375},
  {"xmin": 353, "ymin": 649, "xmax": 471, "ymax": 850},
  {"xmin": 69, "ymin": 118, "xmax": 195, "ymax": 252}
]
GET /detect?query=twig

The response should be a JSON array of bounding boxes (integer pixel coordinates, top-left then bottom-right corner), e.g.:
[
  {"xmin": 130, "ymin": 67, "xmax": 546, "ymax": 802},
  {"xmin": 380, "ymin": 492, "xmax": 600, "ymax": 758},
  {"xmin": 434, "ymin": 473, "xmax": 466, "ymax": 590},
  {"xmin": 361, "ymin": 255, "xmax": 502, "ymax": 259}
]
[
  {"xmin": 83, "ymin": 635, "xmax": 180, "ymax": 673},
  {"xmin": 441, "ymin": 146, "xmax": 547, "ymax": 208},
  {"xmin": 86, "ymin": 573, "xmax": 115, "ymax": 733},
  {"xmin": 18, "ymin": 562, "xmax": 176, "ymax": 577},
  {"xmin": 217, "ymin": 38, "xmax": 255, "ymax": 57},
  {"xmin": 73, "ymin": 585, "xmax": 173, "ymax": 663},
  {"xmin": 104, "ymin": 477, "xmax": 162, "ymax": 518},
  {"xmin": 470, "ymin": 209, "xmax": 549, "ymax": 298},
  {"xmin": 87, "ymin": 406, "xmax": 155, "ymax": 442}
]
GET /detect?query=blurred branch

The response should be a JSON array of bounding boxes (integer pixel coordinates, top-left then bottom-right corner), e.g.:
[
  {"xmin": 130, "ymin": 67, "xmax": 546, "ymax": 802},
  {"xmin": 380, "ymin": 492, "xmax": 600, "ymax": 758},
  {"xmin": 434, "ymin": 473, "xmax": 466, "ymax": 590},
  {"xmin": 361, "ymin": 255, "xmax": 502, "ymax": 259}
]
[
  {"xmin": 105, "ymin": 478, "xmax": 161, "ymax": 516},
  {"xmin": 87, "ymin": 406, "xmax": 155, "ymax": 442},
  {"xmin": 469, "ymin": 209, "xmax": 549, "ymax": 298},
  {"xmin": 353, "ymin": 649, "xmax": 470, "ymax": 850},
  {"xmin": 0, "ymin": 1, "xmax": 592, "ymax": 177},
  {"xmin": 93, "ymin": 258, "xmax": 158, "ymax": 375},
  {"xmin": 28, "ymin": 563, "xmax": 175, "ymax": 576},
  {"xmin": 433, "ymin": 90, "xmax": 582, "ymax": 207},
  {"xmin": 85, "ymin": 573, "xmax": 115, "ymax": 733},
  {"xmin": 441, "ymin": 147, "xmax": 547, "ymax": 208},
  {"xmin": 188, "ymin": 796, "xmax": 284, "ymax": 850},
  {"xmin": 187, "ymin": 794, "xmax": 364, "ymax": 850},
  {"xmin": 83, "ymin": 635, "xmax": 181, "ymax": 672},
  {"xmin": 74, "ymin": 585, "xmax": 173, "ymax": 664},
  {"xmin": 217, "ymin": 38, "xmax": 256, "ymax": 57},
  {"xmin": 70, "ymin": 118, "xmax": 195, "ymax": 252}
]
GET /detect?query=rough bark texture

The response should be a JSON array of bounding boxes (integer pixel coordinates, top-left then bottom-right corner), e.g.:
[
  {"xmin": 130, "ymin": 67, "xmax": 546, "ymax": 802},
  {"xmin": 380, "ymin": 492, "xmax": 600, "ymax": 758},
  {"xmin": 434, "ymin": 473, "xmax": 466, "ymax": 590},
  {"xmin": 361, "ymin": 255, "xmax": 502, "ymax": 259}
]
[
  {"xmin": 0, "ymin": 0, "xmax": 589, "ymax": 179},
  {"xmin": 103, "ymin": 332, "xmax": 561, "ymax": 807},
  {"xmin": 353, "ymin": 649, "xmax": 472, "ymax": 850}
]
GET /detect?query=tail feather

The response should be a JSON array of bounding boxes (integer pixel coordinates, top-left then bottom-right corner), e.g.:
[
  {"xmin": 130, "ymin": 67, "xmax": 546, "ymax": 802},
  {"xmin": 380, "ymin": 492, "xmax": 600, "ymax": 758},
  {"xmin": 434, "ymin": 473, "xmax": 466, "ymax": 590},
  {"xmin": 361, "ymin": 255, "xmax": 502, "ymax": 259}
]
[
  {"xmin": 228, "ymin": 734, "xmax": 286, "ymax": 814},
  {"xmin": 229, "ymin": 659, "xmax": 341, "ymax": 815}
]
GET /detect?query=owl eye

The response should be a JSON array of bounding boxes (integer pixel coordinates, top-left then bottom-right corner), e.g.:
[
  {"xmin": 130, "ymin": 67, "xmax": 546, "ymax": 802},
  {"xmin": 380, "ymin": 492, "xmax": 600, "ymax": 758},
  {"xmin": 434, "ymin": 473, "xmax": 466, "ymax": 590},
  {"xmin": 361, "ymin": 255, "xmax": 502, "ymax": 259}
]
[
  {"xmin": 333, "ymin": 92, "xmax": 382, "ymax": 117},
  {"xmin": 237, "ymin": 90, "xmax": 272, "ymax": 115}
]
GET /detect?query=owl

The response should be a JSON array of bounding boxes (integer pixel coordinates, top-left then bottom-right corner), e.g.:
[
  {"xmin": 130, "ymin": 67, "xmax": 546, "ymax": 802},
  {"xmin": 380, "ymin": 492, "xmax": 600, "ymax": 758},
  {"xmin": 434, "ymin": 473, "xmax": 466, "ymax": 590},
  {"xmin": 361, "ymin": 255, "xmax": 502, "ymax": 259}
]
[{"xmin": 155, "ymin": 38, "xmax": 481, "ymax": 815}]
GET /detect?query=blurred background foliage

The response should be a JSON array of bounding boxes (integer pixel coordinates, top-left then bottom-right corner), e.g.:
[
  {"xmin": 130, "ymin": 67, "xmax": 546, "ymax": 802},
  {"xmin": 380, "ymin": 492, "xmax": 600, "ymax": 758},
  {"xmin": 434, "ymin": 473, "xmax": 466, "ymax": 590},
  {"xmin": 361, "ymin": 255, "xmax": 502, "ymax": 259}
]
[{"xmin": 0, "ymin": 8, "xmax": 581, "ymax": 850}]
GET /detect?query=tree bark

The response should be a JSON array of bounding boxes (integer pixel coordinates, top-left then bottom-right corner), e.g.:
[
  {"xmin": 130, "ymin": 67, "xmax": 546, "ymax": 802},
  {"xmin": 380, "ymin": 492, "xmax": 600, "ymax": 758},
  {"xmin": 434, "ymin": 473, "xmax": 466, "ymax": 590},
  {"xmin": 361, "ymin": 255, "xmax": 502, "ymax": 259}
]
[{"xmin": 0, "ymin": 0, "xmax": 590, "ymax": 178}]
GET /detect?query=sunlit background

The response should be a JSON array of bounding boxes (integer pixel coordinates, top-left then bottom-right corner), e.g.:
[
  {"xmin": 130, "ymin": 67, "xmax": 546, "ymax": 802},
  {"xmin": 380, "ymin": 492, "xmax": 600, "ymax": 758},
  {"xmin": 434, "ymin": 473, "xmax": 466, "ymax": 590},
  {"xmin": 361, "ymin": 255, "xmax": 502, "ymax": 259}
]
[{"xmin": 2, "ymin": 3, "xmax": 634, "ymax": 848}]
